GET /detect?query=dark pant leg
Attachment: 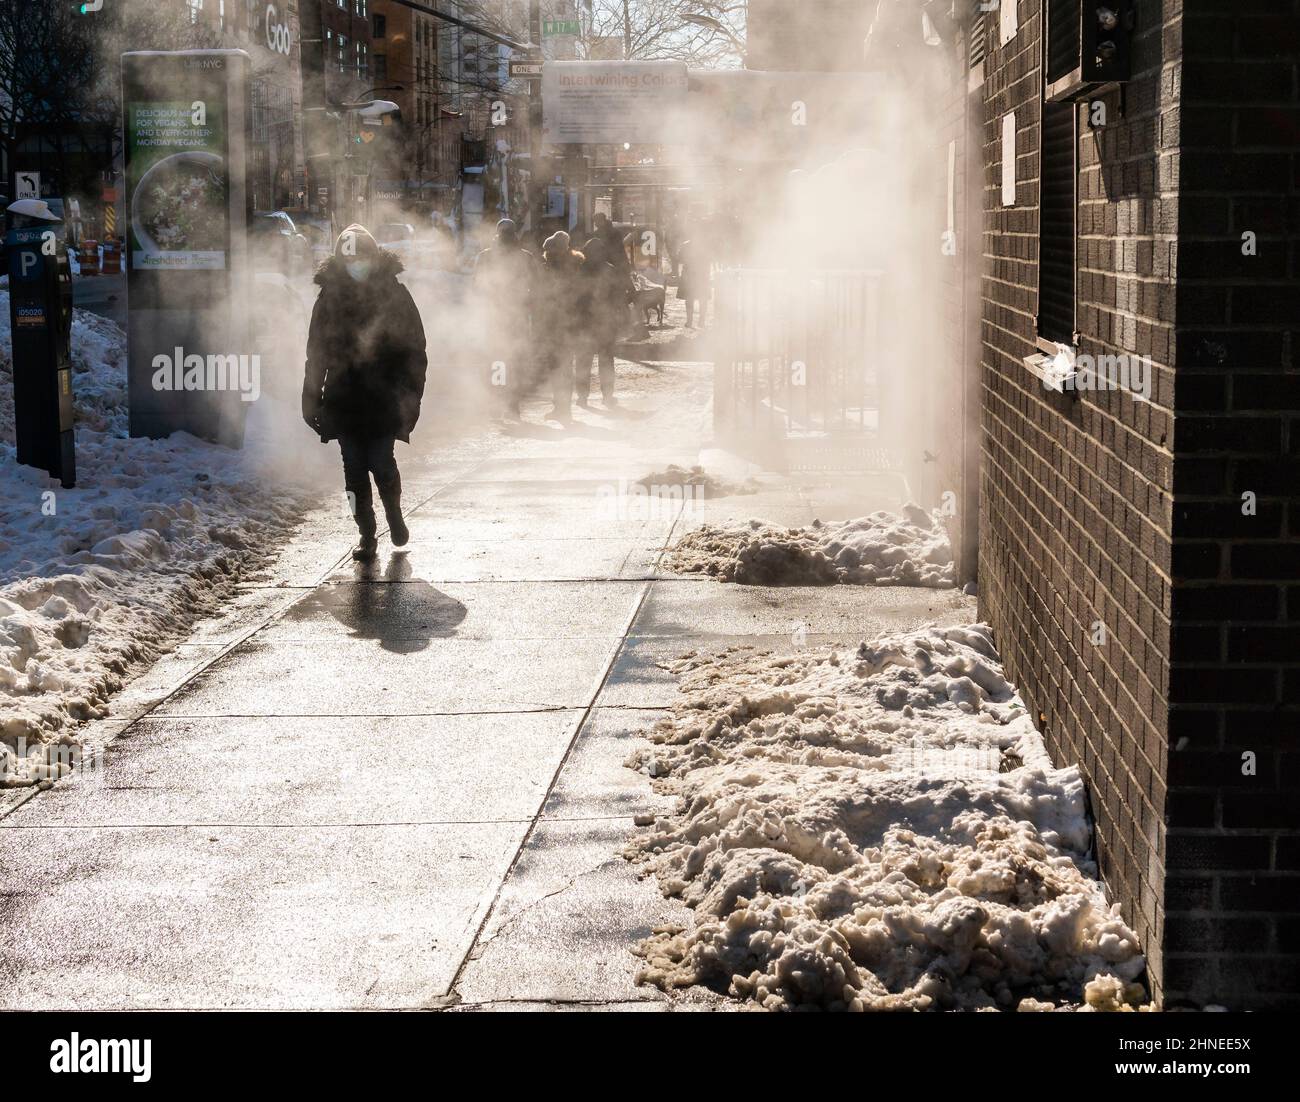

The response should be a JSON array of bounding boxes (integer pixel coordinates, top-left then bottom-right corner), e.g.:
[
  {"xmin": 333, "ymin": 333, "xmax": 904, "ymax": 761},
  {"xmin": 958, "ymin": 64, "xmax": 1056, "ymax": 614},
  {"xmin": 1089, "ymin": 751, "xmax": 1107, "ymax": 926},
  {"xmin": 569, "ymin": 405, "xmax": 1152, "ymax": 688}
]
[
  {"xmin": 506, "ymin": 336, "xmax": 527, "ymax": 414},
  {"xmin": 339, "ymin": 435, "xmax": 377, "ymax": 539},
  {"xmin": 367, "ymin": 436, "xmax": 402, "ymax": 529},
  {"xmin": 489, "ymin": 334, "xmax": 525, "ymax": 415},
  {"xmin": 549, "ymin": 344, "xmax": 572, "ymax": 414},
  {"xmin": 573, "ymin": 341, "xmax": 595, "ymax": 402},
  {"xmin": 597, "ymin": 341, "xmax": 615, "ymax": 401}
]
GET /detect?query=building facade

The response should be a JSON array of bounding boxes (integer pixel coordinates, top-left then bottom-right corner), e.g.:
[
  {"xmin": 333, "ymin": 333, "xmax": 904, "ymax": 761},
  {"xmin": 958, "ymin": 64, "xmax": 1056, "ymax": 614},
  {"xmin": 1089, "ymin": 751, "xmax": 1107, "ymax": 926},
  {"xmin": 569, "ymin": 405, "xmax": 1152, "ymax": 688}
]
[
  {"xmin": 185, "ymin": 0, "xmax": 307, "ymax": 211},
  {"xmin": 944, "ymin": 0, "xmax": 1300, "ymax": 1008},
  {"xmin": 371, "ymin": 0, "xmax": 448, "ymax": 204},
  {"xmin": 300, "ymin": 0, "xmax": 375, "ymax": 224}
]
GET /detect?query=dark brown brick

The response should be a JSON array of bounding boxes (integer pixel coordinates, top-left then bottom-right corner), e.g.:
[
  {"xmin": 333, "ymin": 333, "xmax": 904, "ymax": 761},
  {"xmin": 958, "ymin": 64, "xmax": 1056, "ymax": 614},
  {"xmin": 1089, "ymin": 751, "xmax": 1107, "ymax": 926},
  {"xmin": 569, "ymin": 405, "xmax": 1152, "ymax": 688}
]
[{"xmin": 975, "ymin": 0, "xmax": 1300, "ymax": 1010}]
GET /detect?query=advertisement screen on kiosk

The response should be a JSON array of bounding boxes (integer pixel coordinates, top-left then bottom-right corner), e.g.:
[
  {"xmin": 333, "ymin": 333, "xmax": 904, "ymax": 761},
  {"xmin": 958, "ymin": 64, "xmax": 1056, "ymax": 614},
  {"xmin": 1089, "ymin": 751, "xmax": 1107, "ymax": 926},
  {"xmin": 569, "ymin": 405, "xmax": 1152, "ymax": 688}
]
[{"xmin": 126, "ymin": 96, "xmax": 229, "ymax": 271}]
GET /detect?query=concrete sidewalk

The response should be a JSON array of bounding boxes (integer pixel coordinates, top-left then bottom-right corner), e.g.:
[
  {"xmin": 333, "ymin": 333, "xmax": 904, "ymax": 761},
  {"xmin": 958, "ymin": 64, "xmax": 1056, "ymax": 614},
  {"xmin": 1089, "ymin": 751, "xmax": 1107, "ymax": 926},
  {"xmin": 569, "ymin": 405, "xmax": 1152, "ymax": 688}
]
[{"xmin": 0, "ymin": 358, "xmax": 973, "ymax": 1011}]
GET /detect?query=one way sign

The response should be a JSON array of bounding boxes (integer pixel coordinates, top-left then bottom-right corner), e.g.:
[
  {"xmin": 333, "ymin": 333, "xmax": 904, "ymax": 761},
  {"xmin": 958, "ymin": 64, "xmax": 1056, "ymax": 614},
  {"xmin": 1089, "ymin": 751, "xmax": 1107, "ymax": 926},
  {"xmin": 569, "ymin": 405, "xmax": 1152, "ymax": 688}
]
[{"xmin": 15, "ymin": 172, "xmax": 40, "ymax": 200}]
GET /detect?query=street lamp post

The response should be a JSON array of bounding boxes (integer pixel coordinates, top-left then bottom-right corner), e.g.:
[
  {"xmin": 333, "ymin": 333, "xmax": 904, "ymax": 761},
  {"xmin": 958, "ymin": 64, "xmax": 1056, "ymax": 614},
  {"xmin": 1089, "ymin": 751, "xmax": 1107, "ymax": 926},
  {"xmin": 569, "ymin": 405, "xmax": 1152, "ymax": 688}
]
[
  {"xmin": 338, "ymin": 89, "xmax": 405, "ymax": 228},
  {"xmin": 681, "ymin": 12, "xmax": 747, "ymax": 60},
  {"xmin": 528, "ymin": 0, "xmax": 543, "ymax": 242}
]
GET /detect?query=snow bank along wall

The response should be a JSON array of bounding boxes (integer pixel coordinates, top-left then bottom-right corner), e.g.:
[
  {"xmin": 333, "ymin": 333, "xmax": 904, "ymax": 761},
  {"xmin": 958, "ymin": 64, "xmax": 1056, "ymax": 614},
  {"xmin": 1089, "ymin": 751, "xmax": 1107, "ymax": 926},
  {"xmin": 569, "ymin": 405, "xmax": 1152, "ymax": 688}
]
[{"xmin": 963, "ymin": 0, "xmax": 1300, "ymax": 1008}]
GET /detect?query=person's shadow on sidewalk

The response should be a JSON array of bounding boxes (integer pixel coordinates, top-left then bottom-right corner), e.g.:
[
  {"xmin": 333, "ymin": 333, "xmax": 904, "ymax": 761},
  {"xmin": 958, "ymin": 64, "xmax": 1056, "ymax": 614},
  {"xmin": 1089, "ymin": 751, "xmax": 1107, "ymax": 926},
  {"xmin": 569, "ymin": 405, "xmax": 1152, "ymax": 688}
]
[{"xmin": 289, "ymin": 553, "xmax": 466, "ymax": 654}]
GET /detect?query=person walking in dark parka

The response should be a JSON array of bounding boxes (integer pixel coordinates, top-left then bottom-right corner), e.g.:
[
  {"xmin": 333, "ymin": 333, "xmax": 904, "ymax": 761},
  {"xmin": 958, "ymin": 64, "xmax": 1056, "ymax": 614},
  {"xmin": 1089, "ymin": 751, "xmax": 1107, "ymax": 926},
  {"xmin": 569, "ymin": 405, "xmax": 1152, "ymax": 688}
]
[
  {"xmin": 536, "ymin": 231, "xmax": 585, "ymax": 424},
  {"xmin": 303, "ymin": 224, "xmax": 428, "ymax": 562},
  {"xmin": 574, "ymin": 237, "xmax": 633, "ymax": 407},
  {"xmin": 472, "ymin": 218, "xmax": 536, "ymax": 419}
]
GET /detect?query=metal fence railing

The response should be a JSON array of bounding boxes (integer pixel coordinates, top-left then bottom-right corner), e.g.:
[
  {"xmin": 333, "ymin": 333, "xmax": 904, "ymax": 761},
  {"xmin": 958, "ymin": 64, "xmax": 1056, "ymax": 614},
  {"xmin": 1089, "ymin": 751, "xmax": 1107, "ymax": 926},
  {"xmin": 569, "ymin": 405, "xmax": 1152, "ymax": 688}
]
[{"xmin": 714, "ymin": 268, "xmax": 886, "ymax": 465}]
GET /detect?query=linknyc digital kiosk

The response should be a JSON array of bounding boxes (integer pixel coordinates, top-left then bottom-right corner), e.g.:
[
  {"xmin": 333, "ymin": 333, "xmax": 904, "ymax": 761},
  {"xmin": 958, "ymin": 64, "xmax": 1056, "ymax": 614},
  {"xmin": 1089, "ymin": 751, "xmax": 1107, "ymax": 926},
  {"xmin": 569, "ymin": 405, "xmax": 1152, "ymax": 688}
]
[
  {"xmin": 122, "ymin": 50, "xmax": 251, "ymax": 447},
  {"xmin": 6, "ymin": 199, "xmax": 75, "ymax": 487}
]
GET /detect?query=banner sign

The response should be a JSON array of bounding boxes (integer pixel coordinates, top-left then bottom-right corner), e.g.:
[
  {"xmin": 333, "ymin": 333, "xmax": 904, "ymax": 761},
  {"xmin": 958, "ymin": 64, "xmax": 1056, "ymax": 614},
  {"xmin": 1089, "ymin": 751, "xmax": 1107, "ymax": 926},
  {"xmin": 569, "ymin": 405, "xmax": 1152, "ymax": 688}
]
[{"xmin": 542, "ymin": 61, "xmax": 688, "ymax": 145}]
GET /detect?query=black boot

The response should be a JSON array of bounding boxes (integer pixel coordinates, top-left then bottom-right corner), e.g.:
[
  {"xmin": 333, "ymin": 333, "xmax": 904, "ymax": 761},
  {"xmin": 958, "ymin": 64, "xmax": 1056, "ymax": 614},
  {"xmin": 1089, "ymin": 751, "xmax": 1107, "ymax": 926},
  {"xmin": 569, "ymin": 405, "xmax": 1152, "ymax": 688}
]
[
  {"xmin": 379, "ymin": 489, "xmax": 408, "ymax": 548},
  {"xmin": 388, "ymin": 511, "xmax": 410, "ymax": 548},
  {"xmin": 352, "ymin": 536, "xmax": 379, "ymax": 562}
]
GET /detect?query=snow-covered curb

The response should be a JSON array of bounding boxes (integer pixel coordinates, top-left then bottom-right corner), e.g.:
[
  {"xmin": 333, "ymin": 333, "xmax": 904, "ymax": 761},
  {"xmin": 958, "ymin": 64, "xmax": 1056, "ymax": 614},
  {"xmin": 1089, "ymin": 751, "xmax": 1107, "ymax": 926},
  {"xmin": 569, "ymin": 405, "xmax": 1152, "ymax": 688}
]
[
  {"xmin": 665, "ymin": 505, "xmax": 955, "ymax": 588},
  {"xmin": 625, "ymin": 624, "xmax": 1149, "ymax": 1012},
  {"xmin": 1, "ymin": 293, "xmax": 312, "ymax": 786}
]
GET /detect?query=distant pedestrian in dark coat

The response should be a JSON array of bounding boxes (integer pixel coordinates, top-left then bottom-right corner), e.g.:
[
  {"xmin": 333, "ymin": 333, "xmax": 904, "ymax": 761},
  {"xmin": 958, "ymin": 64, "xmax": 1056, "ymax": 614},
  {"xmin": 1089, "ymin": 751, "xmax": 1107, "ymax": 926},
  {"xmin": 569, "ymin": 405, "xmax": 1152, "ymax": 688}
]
[
  {"xmin": 593, "ymin": 212, "xmax": 632, "ymax": 276},
  {"xmin": 536, "ymin": 231, "xmax": 585, "ymax": 424},
  {"xmin": 473, "ymin": 218, "xmax": 537, "ymax": 418},
  {"xmin": 303, "ymin": 224, "xmax": 428, "ymax": 561},
  {"xmin": 677, "ymin": 236, "xmax": 712, "ymax": 329},
  {"xmin": 574, "ymin": 237, "xmax": 633, "ymax": 406}
]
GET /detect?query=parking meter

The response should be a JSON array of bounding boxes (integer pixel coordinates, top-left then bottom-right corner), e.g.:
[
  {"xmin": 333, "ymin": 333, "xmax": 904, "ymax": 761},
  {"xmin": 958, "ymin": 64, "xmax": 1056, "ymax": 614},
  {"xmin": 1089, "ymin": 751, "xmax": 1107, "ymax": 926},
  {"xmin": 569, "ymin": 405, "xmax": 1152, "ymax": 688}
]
[{"xmin": 6, "ymin": 200, "xmax": 75, "ymax": 487}]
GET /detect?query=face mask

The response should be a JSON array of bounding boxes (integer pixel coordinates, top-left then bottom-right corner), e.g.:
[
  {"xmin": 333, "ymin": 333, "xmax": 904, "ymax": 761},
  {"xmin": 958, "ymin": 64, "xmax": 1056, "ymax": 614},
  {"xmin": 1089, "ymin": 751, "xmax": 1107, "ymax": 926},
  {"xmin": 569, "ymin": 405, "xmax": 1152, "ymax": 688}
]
[{"xmin": 346, "ymin": 260, "xmax": 373, "ymax": 282}]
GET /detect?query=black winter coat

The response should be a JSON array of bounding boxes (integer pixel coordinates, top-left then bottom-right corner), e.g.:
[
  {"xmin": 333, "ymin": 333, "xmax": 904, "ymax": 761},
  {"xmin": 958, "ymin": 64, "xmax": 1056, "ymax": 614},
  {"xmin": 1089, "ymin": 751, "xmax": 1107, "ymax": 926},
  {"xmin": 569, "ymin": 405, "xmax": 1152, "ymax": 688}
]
[
  {"xmin": 576, "ymin": 256, "xmax": 633, "ymax": 345},
  {"xmin": 536, "ymin": 250, "xmax": 586, "ymax": 345},
  {"xmin": 303, "ymin": 253, "xmax": 428, "ymax": 443}
]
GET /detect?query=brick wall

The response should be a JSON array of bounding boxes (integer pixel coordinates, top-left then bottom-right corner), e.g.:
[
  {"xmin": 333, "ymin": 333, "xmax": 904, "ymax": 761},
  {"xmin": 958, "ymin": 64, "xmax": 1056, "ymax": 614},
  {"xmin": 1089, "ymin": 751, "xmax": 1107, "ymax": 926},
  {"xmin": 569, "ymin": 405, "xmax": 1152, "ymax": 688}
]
[
  {"xmin": 976, "ymin": 0, "xmax": 1180, "ymax": 1002},
  {"xmin": 1164, "ymin": 0, "xmax": 1300, "ymax": 1009},
  {"xmin": 975, "ymin": 0, "xmax": 1300, "ymax": 1008},
  {"xmin": 933, "ymin": 46, "xmax": 983, "ymax": 583}
]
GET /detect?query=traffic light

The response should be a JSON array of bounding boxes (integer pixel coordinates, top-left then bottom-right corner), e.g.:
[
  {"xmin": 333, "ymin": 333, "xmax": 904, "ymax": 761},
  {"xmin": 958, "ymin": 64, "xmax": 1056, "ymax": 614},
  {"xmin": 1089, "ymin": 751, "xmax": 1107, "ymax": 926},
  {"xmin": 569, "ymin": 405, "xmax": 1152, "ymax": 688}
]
[{"xmin": 1081, "ymin": 2, "xmax": 1132, "ymax": 85}]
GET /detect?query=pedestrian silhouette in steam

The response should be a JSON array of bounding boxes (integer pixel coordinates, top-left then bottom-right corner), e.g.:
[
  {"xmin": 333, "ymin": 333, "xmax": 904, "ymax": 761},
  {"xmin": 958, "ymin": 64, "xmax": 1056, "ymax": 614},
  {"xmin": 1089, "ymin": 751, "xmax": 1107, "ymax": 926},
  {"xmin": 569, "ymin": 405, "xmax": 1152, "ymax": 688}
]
[
  {"xmin": 303, "ymin": 225, "xmax": 428, "ymax": 562},
  {"xmin": 677, "ymin": 234, "xmax": 712, "ymax": 330},
  {"xmin": 472, "ymin": 218, "xmax": 537, "ymax": 420},
  {"xmin": 574, "ymin": 236, "xmax": 635, "ymax": 408},
  {"xmin": 537, "ymin": 230, "xmax": 585, "ymax": 425},
  {"xmin": 592, "ymin": 211, "xmax": 633, "ymax": 276}
]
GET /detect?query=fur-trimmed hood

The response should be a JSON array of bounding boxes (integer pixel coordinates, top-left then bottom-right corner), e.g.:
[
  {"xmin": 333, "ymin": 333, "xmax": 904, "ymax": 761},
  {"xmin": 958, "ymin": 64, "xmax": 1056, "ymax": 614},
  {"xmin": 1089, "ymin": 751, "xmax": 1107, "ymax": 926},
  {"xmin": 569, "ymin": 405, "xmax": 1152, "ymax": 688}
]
[{"xmin": 314, "ymin": 224, "xmax": 405, "ymax": 286}]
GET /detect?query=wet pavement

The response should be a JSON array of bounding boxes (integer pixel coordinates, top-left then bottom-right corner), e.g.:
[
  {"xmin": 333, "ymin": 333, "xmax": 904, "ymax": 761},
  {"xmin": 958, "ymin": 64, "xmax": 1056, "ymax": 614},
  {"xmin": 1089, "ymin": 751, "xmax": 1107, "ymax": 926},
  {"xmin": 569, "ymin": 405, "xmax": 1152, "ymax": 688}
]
[{"xmin": 0, "ymin": 351, "xmax": 974, "ymax": 1011}]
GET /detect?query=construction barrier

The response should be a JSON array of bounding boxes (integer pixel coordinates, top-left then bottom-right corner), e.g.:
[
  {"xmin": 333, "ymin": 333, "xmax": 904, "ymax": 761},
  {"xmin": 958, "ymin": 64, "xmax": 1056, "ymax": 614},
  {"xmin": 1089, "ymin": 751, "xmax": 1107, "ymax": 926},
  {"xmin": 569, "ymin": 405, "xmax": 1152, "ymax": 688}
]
[
  {"xmin": 78, "ymin": 240, "xmax": 100, "ymax": 276},
  {"xmin": 101, "ymin": 239, "xmax": 122, "ymax": 275}
]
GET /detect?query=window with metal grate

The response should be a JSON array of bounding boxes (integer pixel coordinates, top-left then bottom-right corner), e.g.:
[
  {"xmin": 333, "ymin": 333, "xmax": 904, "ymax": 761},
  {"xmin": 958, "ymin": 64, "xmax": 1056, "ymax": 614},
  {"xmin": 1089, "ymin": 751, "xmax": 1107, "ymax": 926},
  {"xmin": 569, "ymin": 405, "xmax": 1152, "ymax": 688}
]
[
  {"xmin": 1046, "ymin": 0, "xmax": 1082, "ymax": 85},
  {"xmin": 1037, "ymin": 100, "xmax": 1077, "ymax": 344},
  {"xmin": 968, "ymin": 2, "xmax": 987, "ymax": 69}
]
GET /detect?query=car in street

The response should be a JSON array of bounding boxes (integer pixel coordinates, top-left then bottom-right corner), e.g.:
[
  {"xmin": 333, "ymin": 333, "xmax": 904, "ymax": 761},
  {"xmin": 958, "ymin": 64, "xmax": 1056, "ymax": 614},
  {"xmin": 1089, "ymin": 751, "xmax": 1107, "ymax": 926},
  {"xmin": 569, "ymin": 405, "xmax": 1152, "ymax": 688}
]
[
  {"xmin": 295, "ymin": 218, "xmax": 335, "ymax": 269},
  {"xmin": 250, "ymin": 210, "xmax": 312, "ymax": 277},
  {"xmin": 374, "ymin": 222, "xmax": 417, "ymax": 264},
  {"xmin": 374, "ymin": 222, "xmax": 418, "ymax": 259}
]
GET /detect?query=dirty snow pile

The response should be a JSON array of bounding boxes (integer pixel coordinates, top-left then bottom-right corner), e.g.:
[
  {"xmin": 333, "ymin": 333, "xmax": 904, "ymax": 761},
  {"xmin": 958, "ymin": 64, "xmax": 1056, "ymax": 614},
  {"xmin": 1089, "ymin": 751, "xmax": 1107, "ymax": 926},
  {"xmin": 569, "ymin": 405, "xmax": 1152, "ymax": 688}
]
[
  {"xmin": 636, "ymin": 465, "xmax": 758, "ymax": 499},
  {"xmin": 625, "ymin": 624, "xmax": 1149, "ymax": 1012},
  {"xmin": 0, "ymin": 292, "xmax": 309, "ymax": 786},
  {"xmin": 665, "ymin": 503, "xmax": 954, "ymax": 587}
]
